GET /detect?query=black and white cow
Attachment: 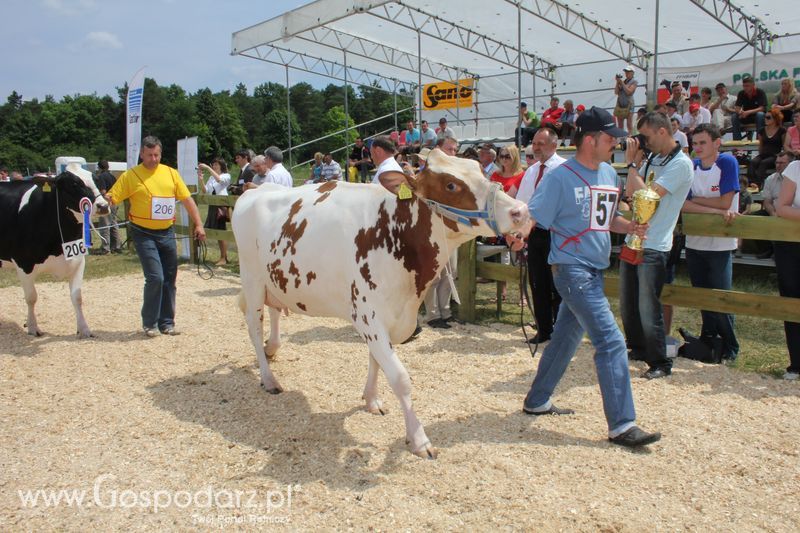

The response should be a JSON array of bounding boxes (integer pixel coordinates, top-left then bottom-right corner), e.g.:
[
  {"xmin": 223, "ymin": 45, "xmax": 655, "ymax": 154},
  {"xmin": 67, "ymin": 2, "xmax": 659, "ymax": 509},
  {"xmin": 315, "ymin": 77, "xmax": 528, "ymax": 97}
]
[{"xmin": 0, "ymin": 164, "xmax": 109, "ymax": 337}]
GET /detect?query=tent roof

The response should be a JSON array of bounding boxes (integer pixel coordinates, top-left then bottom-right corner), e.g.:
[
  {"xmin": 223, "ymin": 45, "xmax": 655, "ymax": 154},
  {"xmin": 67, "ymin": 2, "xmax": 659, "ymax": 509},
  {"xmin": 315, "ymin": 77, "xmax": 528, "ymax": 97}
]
[{"xmin": 232, "ymin": 0, "xmax": 800, "ymax": 90}]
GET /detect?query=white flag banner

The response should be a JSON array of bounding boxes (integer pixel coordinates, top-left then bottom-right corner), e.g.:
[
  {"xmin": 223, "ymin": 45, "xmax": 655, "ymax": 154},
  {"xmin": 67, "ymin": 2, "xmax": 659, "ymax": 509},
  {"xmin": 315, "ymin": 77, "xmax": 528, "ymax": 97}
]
[
  {"xmin": 126, "ymin": 67, "xmax": 146, "ymax": 169},
  {"xmin": 176, "ymin": 137, "xmax": 198, "ymax": 259}
]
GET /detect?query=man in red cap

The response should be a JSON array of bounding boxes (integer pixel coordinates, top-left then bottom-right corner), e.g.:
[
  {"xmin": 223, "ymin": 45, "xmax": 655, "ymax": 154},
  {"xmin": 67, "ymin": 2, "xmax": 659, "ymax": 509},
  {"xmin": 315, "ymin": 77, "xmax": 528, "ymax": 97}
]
[{"xmin": 681, "ymin": 94, "xmax": 711, "ymax": 151}]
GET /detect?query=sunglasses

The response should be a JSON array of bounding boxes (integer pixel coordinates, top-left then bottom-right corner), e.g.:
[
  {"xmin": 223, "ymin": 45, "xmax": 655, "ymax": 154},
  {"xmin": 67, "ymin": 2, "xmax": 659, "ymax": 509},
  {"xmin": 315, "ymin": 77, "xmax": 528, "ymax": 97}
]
[
  {"xmin": 765, "ymin": 115, "xmax": 774, "ymax": 120},
  {"xmin": 525, "ymin": 154, "xmax": 535, "ymax": 159},
  {"xmin": 499, "ymin": 154, "xmax": 511, "ymax": 159}
]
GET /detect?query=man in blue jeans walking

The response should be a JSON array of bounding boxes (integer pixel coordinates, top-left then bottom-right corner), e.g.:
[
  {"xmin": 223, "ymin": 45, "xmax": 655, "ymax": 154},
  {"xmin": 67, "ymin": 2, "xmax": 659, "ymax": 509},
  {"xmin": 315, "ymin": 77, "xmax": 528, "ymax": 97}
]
[
  {"xmin": 108, "ymin": 136, "xmax": 206, "ymax": 337},
  {"xmin": 621, "ymin": 112, "xmax": 694, "ymax": 379},
  {"xmin": 507, "ymin": 107, "xmax": 661, "ymax": 447}
]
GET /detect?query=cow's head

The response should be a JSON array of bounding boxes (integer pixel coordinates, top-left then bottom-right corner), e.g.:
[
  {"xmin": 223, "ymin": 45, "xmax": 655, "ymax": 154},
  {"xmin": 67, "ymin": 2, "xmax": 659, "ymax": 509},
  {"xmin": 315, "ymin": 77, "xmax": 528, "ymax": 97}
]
[
  {"xmin": 64, "ymin": 162, "xmax": 109, "ymax": 216},
  {"xmin": 410, "ymin": 148, "xmax": 529, "ymax": 237},
  {"xmin": 38, "ymin": 171, "xmax": 107, "ymax": 224}
]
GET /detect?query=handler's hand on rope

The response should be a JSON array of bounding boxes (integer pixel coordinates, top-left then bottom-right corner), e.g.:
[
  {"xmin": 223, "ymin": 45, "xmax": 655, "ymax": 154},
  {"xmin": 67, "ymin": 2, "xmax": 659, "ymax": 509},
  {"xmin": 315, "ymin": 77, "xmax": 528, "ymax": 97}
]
[{"xmin": 194, "ymin": 226, "xmax": 207, "ymax": 241}]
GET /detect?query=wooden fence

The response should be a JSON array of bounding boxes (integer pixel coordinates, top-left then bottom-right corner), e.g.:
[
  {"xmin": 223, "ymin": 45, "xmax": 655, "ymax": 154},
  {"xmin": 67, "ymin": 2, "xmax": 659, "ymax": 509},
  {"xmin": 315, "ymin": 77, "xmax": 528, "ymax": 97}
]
[
  {"xmin": 456, "ymin": 213, "xmax": 800, "ymax": 323},
  {"xmin": 175, "ymin": 193, "xmax": 800, "ymax": 324}
]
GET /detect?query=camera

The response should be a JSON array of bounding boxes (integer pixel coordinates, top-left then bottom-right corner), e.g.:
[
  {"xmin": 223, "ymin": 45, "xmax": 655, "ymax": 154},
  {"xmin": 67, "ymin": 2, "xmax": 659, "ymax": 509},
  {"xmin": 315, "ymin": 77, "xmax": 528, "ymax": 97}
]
[
  {"xmin": 615, "ymin": 73, "xmax": 623, "ymax": 79},
  {"xmin": 619, "ymin": 133, "xmax": 649, "ymax": 154}
]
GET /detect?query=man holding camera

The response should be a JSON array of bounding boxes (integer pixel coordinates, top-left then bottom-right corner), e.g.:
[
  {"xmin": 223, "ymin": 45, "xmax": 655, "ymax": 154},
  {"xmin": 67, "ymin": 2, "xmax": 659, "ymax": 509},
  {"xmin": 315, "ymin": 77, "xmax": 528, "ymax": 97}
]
[
  {"xmin": 613, "ymin": 65, "xmax": 638, "ymax": 134},
  {"xmin": 623, "ymin": 112, "xmax": 694, "ymax": 379}
]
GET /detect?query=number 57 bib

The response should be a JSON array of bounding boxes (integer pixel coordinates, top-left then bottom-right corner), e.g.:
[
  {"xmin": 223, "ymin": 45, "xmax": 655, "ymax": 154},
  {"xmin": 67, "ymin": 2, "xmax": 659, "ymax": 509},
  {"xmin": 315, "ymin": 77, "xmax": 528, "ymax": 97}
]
[
  {"xmin": 151, "ymin": 196, "xmax": 176, "ymax": 220},
  {"xmin": 590, "ymin": 186, "xmax": 619, "ymax": 231}
]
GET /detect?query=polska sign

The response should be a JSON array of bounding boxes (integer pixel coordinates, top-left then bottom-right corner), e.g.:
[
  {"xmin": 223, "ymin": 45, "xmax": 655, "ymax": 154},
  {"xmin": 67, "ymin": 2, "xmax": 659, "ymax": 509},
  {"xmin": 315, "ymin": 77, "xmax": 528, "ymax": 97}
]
[{"xmin": 423, "ymin": 79, "xmax": 474, "ymax": 110}]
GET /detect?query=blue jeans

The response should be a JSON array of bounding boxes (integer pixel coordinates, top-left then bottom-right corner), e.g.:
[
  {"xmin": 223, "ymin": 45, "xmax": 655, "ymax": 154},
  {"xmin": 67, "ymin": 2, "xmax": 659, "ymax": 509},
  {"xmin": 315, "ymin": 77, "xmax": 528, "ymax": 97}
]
[
  {"xmin": 620, "ymin": 249, "xmax": 670, "ymax": 370},
  {"xmin": 131, "ymin": 224, "xmax": 178, "ymax": 330},
  {"xmin": 731, "ymin": 111, "xmax": 765, "ymax": 141},
  {"xmin": 524, "ymin": 264, "xmax": 637, "ymax": 437},
  {"xmin": 685, "ymin": 248, "xmax": 739, "ymax": 359}
]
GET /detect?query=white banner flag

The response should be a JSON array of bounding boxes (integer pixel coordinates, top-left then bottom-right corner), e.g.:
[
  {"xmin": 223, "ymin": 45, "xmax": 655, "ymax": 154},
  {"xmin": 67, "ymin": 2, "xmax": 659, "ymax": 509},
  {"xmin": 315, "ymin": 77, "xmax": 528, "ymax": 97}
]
[
  {"xmin": 176, "ymin": 137, "xmax": 198, "ymax": 259},
  {"xmin": 126, "ymin": 67, "xmax": 146, "ymax": 169}
]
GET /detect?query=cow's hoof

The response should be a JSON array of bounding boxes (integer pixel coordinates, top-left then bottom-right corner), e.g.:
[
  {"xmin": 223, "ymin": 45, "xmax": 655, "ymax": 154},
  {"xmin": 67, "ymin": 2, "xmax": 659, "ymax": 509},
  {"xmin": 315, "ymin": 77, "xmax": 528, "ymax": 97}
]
[
  {"xmin": 77, "ymin": 331, "xmax": 94, "ymax": 339},
  {"xmin": 412, "ymin": 441, "xmax": 438, "ymax": 460},
  {"xmin": 28, "ymin": 330, "xmax": 43, "ymax": 337},
  {"xmin": 264, "ymin": 341, "xmax": 280, "ymax": 361},
  {"xmin": 260, "ymin": 382, "xmax": 283, "ymax": 394},
  {"xmin": 364, "ymin": 398, "xmax": 386, "ymax": 415}
]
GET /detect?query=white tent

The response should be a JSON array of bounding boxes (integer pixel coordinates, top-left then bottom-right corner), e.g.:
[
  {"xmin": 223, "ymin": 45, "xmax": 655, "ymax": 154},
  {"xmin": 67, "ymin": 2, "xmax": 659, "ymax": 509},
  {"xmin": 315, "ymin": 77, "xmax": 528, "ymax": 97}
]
[{"xmin": 232, "ymin": 0, "xmax": 800, "ymax": 140}]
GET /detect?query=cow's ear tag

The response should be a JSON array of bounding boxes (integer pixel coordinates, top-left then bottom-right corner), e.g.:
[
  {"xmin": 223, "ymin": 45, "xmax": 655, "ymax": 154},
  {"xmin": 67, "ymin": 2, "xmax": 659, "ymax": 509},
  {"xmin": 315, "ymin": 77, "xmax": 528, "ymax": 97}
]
[
  {"xmin": 397, "ymin": 182, "xmax": 413, "ymax": 200},
  {"xmin": 42, "ymin": 182, "xmax": 51, "ymax": 192}
]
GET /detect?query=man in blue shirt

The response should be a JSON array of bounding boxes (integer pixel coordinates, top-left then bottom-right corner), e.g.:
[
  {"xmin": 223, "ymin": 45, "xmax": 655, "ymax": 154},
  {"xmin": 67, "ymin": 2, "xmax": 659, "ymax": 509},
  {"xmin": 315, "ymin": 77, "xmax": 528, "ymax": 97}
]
[
  {"xmin": 403, "ymin": 120, "xmax": 421, "ymax": 154},
  {"xmin": 622, "ymin": 112, "xmax": 694, "ymax": 379},
  {"xmin": 507, "ymin": 107, "xmax": 660, "ymax": 448}
]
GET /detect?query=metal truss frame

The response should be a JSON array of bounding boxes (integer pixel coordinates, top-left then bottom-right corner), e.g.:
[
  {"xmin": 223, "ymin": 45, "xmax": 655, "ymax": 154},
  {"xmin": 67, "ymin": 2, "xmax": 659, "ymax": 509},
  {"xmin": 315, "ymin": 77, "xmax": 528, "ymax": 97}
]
[
  {"xmin": 509, "ymin": 0, "xmax": 652, "ymax": 69},
  {"xmin": 689, "ymin": 0, "xmax": 774, "ymax": 54},
  {"xmin": 239, "ymin": 45, "xmax": 418, "ymax": 94}
]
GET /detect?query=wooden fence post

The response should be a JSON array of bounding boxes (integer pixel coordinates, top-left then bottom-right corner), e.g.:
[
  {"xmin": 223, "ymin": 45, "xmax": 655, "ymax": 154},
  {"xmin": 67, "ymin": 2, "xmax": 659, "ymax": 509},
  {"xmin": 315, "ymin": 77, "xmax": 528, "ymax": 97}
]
[{"xmin": 456, "ymin": 239, "xmax": 477, "ymax": 322}]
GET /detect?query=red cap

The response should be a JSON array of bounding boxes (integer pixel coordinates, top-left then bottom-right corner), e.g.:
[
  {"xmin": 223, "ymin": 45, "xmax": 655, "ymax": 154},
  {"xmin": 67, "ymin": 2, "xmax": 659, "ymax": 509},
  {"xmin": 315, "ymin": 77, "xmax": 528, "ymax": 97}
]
[
  {"xmin": 576, "ymin": 104, "xmax": 586, "ymax": 112},
  {"xmin": 689, "ymin": 103, "xmax": 700, "ymax": 113}
]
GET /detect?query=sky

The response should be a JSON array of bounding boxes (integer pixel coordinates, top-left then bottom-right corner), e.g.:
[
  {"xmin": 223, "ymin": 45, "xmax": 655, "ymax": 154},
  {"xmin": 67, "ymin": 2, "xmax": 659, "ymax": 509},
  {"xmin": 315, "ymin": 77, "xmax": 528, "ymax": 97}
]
[{"xmin": 2, "ymin": 0, "xmax": 316, "ymax": 102}]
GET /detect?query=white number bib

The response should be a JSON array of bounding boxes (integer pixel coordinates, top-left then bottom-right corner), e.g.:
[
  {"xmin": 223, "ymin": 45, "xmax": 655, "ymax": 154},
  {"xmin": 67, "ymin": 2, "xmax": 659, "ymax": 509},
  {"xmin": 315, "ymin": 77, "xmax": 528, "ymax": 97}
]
[
  {"xmin": 62, "ymin": 239, "xmax": 87, "ymax": 260},
  {"xmin": 590, "ymin": 186, "xmax": 619, "ymax": 231},
  {"xmin": 151, "ymin": 196, "xmax": 176, "ymax": 220}
]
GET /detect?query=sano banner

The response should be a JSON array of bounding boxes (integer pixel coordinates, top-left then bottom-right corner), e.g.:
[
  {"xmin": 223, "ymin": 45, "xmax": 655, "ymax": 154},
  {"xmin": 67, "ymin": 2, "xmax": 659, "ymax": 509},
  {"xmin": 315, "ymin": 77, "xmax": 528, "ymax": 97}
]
[
  {"xmin": 657, "ymin": 52, "xmax": 800, "ymax": 104},
  {"xmin": 422, "ymin": 78, "xmax": 474, "ymax": 110},
  {"xmin": 126, "ymin": 67, "xmax": 146, "ymax": 169}
]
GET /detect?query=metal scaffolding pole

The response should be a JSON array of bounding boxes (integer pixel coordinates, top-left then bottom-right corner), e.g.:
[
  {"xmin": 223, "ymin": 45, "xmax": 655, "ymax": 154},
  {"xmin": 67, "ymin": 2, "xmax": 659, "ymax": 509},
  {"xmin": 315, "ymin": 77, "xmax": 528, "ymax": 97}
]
[
  {"xmin": 393, "ymin": 80, "xmax": 398, "ymax": 131},
  {"xmin": 343, "ymin": 50, "xmax": 349, "ymax": 148},
  {"xmin": 285, "ymin": 64, "xmax": 292, "ymax": 166},
  {"xmin": 651, "ymin": 0, "xmax": 660, "ymax": 109},
  {"xmin": 517, "ymin": 3, "xmax": 522, "ymax": 120},
  {"xmin": 417, "ymin": 29, "xmax": 423, "ymax": 126}
]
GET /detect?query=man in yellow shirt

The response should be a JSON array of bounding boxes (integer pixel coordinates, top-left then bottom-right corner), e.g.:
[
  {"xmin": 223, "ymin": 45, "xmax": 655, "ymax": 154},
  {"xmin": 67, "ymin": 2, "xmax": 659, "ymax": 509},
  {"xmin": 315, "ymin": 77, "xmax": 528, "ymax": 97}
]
[{"xmin": 108, "ymin": 136, "xmax": 206, "ymax": 337}]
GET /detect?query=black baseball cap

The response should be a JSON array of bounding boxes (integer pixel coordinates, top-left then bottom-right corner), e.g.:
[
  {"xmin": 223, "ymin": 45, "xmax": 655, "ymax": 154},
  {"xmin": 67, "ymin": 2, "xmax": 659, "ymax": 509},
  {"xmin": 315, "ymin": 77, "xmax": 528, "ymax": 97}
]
[{"xmin": 575, "ymin": 106, "xmax": 627, "ymax": 137}]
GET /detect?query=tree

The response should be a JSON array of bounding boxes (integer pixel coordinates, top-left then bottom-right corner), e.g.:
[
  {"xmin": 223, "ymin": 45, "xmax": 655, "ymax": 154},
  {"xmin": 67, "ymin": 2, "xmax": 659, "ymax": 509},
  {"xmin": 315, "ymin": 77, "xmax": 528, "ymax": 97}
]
[{"xmin": 318, "ymin": 105, "xmax": 357, "ymax": 158}]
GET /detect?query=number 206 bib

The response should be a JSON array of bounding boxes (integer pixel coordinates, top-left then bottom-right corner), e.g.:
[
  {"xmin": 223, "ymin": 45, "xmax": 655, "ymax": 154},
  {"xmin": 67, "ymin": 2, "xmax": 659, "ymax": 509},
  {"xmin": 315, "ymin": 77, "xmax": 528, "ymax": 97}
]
[{"xmin": 151, "ymin": 196, "xmax": 176, "ymax": 220}]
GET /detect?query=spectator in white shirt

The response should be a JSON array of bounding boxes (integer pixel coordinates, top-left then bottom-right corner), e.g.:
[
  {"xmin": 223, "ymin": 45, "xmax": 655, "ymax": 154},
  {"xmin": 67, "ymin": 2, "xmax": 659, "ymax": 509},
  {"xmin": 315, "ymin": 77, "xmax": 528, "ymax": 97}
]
[
  {"xmin": 671, "ymin": 117, "xmax": 689, "ymax": 154},
  {"xmin": 319, "ymin": 153, "xmax": 342, "ymax": 181}
]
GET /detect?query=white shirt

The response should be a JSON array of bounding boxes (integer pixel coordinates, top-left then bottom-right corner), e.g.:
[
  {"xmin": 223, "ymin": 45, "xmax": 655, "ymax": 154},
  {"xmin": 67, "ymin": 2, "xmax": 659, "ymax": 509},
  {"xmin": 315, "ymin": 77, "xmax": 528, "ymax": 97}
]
[
  {"xmin": 264, "ymin": 162, "xmax": 293, "ymax": 188},
  {"xmin": 371, "ymin": 156, "xmax": 404, "ymax": 184},
  {"xmin": 516, "ymin": 152, "xmax": 567, "ymax": 205},
  {"xmin": 687, "ymin": 155, "xmax": 739, "ymax": 251},
  {"xmin": 203, "ymin": 172, "xmax": 230, "ymax": 195},
  {"xmin": 681, "ymin": 108, "xmax": 711, "ymax": 129},
  {"xmin": 482, "ymin": 162, "xmax": 497, "ymax": 179},
  {"xmin": 780, "ymin": 160, "xmax": 800, "ymax": 208},
  {"xmin": 761, "ymin": 171, "xmax": 784, "ymax": 206},
  {"xmin": 673, "ymin": 130, "xmax": 689, "ymax": 149},
  {"xmin": 320, "ymin": 161, "xmax": 342, "ymax": 181}
]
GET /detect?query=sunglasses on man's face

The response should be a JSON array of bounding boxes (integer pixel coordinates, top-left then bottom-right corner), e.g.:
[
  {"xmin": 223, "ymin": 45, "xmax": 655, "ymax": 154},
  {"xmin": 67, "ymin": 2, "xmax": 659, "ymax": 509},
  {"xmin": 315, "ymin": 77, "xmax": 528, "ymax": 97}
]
[{"xmin": 525, "ymin": 154, "xmax": 535, "ymax": 159}]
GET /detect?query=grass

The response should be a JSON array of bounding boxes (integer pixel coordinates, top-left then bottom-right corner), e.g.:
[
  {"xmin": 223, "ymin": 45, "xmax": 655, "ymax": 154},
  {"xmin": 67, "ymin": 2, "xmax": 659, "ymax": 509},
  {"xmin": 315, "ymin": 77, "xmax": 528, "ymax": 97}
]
[{"xmin": 466, "ymin": 260, "xmax": 790, "ymax": 378}]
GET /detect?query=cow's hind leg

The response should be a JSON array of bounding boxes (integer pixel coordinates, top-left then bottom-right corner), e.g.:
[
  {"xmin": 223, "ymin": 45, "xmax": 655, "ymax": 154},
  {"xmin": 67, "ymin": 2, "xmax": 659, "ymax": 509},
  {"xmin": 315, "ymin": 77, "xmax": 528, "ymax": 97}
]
[
  {"xmin": 240, "ymin": 286, "xmax": 283, "ymax": 394},
  {"xmin": 359, "ymin": 325, "xmax": 436, "ymax": 459},
  {"xmin": 68, "ymin": 260, "xmax": 93, "ymax": 338},
  {"xmin": 362, "ymin": 353, "xmax": 385, "ymax": 415},
  {"xmin": 264, "ymin": 305, "xmax": 281, "ymax": 361},
  {"xmin": 17, "ymin": 270, "xmax": 42, "ymax": 337}
]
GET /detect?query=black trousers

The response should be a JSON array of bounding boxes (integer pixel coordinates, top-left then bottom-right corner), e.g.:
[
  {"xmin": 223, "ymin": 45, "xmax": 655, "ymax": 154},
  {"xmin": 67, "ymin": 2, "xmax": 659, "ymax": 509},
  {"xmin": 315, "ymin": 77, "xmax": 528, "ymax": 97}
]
[{"xmin": 527, "ymin": 227, "xmax": 561, "ymax": 336}]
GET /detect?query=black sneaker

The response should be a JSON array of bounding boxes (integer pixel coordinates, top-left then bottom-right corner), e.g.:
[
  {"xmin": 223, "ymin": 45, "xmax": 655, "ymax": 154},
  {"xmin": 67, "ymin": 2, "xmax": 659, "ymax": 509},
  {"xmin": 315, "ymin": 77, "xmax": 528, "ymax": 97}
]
[
  {"xmin": 642, "ymin": 367, "xmax": 671, "ymax": 380},
  {"xmin": 609, "ymin": 426, "xmax": 661, "ymax": 447},
  {"xmin": 525, "ymin": 333, "xmax": 551, "ymax": 344},
  {"xmin": 427, "ymin": 318, "xmax": 451, "ymax": 329},
  {"xmin": 522, "ymin": 404, "xmax": 575, "ymax": 416}
]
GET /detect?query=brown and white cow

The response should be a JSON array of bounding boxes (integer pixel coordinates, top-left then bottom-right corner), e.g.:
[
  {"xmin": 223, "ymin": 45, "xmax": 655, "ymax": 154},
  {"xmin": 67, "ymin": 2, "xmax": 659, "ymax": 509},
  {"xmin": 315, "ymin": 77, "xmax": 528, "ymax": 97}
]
[{"xmin": 232, "ymin": 148, "xmax": 530, "ymax": 458}]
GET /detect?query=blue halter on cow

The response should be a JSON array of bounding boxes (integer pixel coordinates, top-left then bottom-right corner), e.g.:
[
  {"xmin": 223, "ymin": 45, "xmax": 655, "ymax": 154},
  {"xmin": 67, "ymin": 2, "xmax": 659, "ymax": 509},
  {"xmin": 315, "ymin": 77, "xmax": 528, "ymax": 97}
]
[{"xmin": 0, "ymin": 166, "xmax": 109, "ymax": 337}]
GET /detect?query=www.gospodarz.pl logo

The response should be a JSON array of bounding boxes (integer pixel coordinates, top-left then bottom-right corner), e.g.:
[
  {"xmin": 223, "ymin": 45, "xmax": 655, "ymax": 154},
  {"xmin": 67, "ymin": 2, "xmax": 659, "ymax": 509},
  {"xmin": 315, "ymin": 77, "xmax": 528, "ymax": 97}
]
[{"xmin": 17, "ymin": 474, "xmax": 300, "ymax": 515}]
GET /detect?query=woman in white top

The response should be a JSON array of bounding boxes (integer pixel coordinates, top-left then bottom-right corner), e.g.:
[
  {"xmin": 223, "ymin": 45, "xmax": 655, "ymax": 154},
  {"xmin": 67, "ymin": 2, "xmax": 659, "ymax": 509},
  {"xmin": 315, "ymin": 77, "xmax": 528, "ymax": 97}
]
[
  {"xmin": 198, "ymin": 158, "xmax": 232, "ymax": 265},
  {"xmin": 775, "ymin": 161, "xmax": 800, "ymax": 380}
]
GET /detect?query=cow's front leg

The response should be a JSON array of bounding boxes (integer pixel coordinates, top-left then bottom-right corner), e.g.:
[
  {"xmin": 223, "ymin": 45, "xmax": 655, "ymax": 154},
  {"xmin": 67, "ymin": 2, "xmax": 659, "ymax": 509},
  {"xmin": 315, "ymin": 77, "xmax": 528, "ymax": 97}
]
[
  {"xmin": 242, "ymin": 288, "xmax": 282, "ymax": 394},
  {"xmin": 17, "ymin": 270, "xmax": 42, "ymax": 337},
  {"xmin": 362, "ymin": 353, "xmax": 385, "ymax": 415},
  {"xmin": 361, "ymin": 326, "xmax": 436, "ymax": 459},
  {"xmin": 68, "ymin": 261, "xmax": 93, "ymax": 338}
]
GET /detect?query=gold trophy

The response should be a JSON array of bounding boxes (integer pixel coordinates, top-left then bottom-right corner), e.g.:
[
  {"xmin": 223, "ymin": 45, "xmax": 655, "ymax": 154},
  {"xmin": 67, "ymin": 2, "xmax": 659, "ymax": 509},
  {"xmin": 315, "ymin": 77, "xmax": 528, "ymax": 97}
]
[{"xmin": 621, "ymin": 171, "xmax": 660, "ymax": 265}]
